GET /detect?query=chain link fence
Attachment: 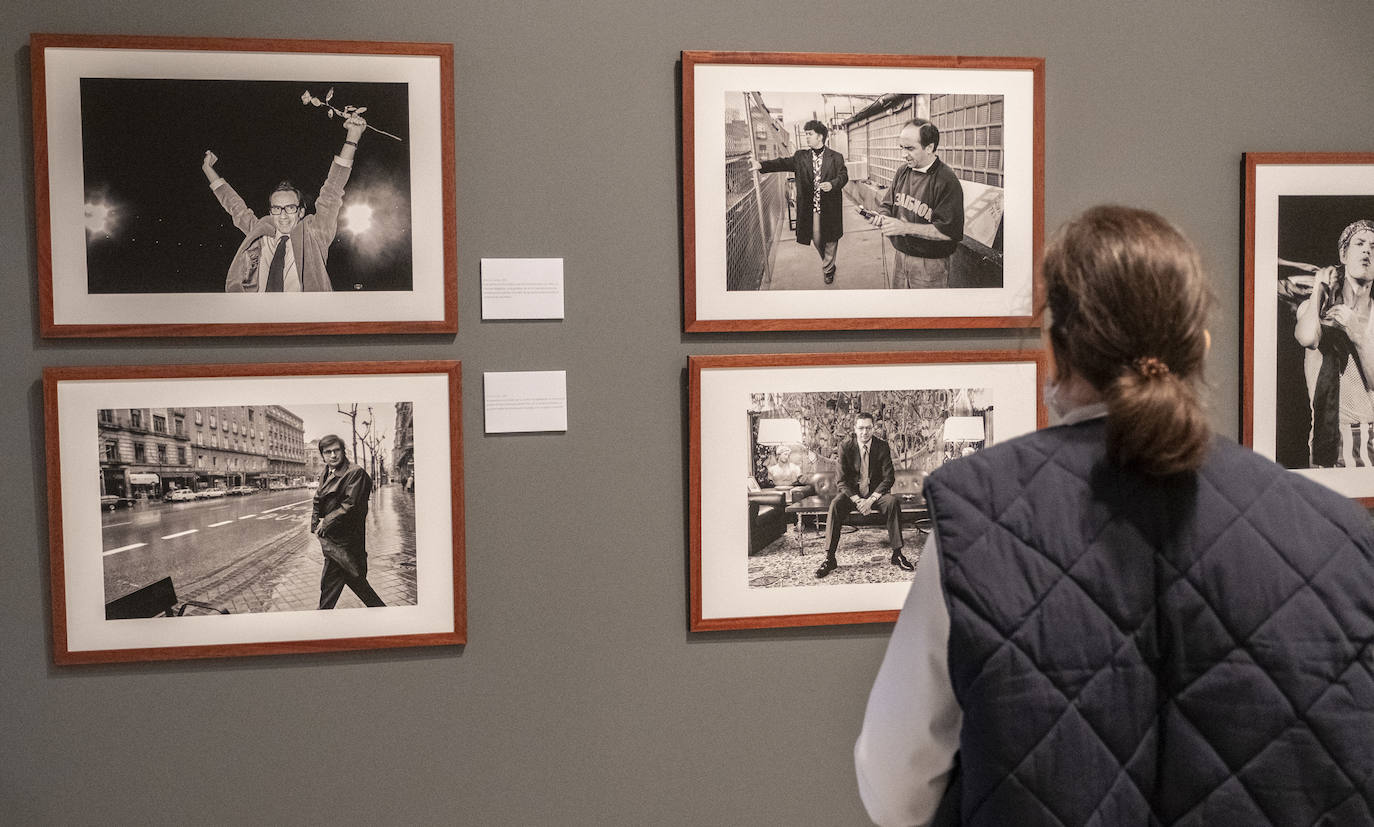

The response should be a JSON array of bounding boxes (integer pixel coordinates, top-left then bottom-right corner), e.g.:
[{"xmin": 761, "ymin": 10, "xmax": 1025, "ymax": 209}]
[{"xmin": 724, "ymin": 155, "xmax": 790, "ymax": 291}]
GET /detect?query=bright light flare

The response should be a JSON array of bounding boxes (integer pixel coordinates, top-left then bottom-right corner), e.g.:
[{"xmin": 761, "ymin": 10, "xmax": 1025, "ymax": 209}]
[
  {"xmin": 342, "ymin": 203, "xmax": 373, "ymax": 235},
  {"xmin": 84, "ymin": 200, "xmax": 115, "ymax": 236}
]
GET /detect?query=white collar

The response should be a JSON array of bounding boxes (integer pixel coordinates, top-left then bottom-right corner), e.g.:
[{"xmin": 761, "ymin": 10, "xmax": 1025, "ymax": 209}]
[{"xmin": 1057, "ymin": 402, "xmax": 1109, "ymax": 426}]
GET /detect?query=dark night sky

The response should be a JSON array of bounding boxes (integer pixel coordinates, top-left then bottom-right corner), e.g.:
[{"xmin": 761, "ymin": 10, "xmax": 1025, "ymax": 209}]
[
  {"xmin": 1277, "ymin": 195, "xmax": 1374, "ymax": 268},
  {"xmin": 81, "ymin": 77, "xmax": 412, "ymax": 293}
]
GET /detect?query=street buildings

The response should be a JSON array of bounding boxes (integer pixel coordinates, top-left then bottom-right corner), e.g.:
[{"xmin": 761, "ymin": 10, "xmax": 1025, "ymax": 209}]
[
  {"xmin": 97, "ymin": 407, "xmax": 194, "ymax": 498},
  {"xmin": 98, "ymin": 404, "xmax": 308, "ymax": 499},
  {"xmin": 266, "ymin": 406, "xmax": 308, "ymax": 484},
  {"xmin": 305, "ymin": 438, "xmax": 325, "ymax": 480},
  {"xmin": 393, "ymin": 401, "xmax": 414, "ymax": 488}
]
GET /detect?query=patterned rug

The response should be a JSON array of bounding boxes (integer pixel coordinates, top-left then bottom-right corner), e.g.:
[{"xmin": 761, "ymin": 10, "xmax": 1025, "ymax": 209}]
[{"xmin": 748, "ymin": 525, "xmax": 926, "ymax": 588}]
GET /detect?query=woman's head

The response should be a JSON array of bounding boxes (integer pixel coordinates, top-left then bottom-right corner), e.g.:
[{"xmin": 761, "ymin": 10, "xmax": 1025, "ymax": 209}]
[{"xmin": 1040, "ymin": 205, "xmax": 1212, "ymax": 475}]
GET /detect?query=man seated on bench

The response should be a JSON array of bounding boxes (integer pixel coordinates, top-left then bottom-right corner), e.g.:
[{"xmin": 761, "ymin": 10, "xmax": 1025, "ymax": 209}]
[{"xmin": 817, "ymin": 412, "xmax": 914, "ymax": 579}]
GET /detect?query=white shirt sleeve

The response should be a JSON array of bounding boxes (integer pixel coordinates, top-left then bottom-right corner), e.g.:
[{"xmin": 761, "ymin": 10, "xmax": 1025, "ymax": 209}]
[{"xmin": 855, "ymin": 532, "xmax": 962, "ymax": 826}]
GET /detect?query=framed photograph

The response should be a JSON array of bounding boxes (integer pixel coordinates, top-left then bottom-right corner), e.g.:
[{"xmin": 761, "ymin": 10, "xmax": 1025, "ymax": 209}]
[
  {"xmin": 689, "ymin": 350, "xmax": 1045, "ymax": 631},
  {"xmin": 32, "ymin": 33, "xmax": 456, "ymax": 337},
  {"xmin": 44, "ymin": 360, "xmax": 464, "ymax": 663},
  {"xmin": 1244, "ymin": 152, "xmax": 1374, "ymax": 504},
  {"xmin": 682, "ymin": 50, "xmax": 1043, "ymax": 332}
]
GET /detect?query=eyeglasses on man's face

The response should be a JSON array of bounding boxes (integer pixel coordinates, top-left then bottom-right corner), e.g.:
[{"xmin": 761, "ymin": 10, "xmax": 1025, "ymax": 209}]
[{"xmin": 269, "ymin": 204, "xmax": 302, "ymax": 215}]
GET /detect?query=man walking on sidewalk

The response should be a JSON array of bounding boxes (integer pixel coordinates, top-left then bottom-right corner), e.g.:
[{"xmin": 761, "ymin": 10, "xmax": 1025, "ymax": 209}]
[
  {"xmin": 754, "ymin": 120, "xmax": 849, "ymax": 285},
  {"xmin": 311, "ymin": 434, "xmax": 386, "ymax": 609}
]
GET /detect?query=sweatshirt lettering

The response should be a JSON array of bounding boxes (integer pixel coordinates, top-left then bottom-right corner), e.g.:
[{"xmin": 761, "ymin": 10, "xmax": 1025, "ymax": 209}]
[{"xmin": 895, "ymin": 192, "xmax": 933, "ymax": 220}]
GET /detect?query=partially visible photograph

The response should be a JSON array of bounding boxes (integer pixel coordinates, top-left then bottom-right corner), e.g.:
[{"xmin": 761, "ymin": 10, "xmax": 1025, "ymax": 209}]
[
  {"xmin": 745, "ymin": 388, "xmax": 990, "ymax": 589},
  {"xmin": 1245, "ymin": 153, "xmax": 1374, "ymax": 503}
]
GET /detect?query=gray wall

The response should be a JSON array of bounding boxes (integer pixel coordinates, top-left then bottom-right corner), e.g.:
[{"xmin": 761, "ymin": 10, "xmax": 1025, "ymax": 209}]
[{"xmin": 4, "ymin": 2, "xmax": 1372, "ymax": 823}]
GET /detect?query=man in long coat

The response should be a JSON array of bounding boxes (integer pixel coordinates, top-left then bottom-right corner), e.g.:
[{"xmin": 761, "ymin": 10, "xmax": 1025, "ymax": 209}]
[
  {"xmin": 310, "ymin": 434, "xmax": 386, "ymax": 609},
  {"xmin": 755, "ymin": 119, "xmax": 849, "ymax": 285}
]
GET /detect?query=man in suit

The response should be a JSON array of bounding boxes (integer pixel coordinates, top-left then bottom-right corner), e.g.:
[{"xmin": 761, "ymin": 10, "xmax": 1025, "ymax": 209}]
[
  {"xmin": 201, "ymin": 111, "xmax": 367, "ymax": 292},
  {"xmin": 754, "ymin": 119, "xmax": 849, "ymax": 285},
  {"xmin": 818, "ymin": 412, "xmax": 913, "ymax": 579}
]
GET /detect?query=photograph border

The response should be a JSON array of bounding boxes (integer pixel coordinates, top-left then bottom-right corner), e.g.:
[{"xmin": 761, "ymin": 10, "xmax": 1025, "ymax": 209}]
[
  {"xmin": 688, "ymin": 349, "xmax": 1046, "ymax": 632},
  {"xmin": 1243, "ymin": 151, "xmax": 1374, "ymax": 505},
  {"xmin": 681, "ymin": 50, "xmax": 1044, "ymax": 333},
  {"xmin": 32, "ymin": 32, "xmax": 458, "ymax": 338},
  {"xmin": 44, "ymin": 360, "xmax": 466, "ymax": 664}
]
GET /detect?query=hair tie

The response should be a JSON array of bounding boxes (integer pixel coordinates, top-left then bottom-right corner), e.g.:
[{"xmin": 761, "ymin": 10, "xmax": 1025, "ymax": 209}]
[{"xmin": 1134, "ymin": 356, "xmax": 1170, "ymax": 379}]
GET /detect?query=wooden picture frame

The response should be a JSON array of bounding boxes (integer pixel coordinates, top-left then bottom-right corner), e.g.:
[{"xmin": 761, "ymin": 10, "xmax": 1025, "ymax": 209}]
[
  {"xmin": 689, "ymin": 350, "xmax": 1045, "ymax": 631},
  {"xmin": 32, "ymin": 33, "xmax": 457, "ymax": 337},
  {"xmin": 1243, "ymin": 152, "xmax": 1374, "ymax": 504},
  {"xmin": 44, "ymin": 360, "xmax": 465, "ymax": 663},
  {"xmin": 682, "ymin": 50, "xmax": 1043, "ymax": 332}
]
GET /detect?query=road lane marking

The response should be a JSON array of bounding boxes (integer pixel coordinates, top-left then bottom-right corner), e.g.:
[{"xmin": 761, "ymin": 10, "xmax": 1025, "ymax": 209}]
[
  {"xmin": 262, "ymin": 499, "xmax": 312, "ymax": 514},
  {"xmin": 208, "ymin": 520, "xmax": 234, "ymax": 527},
  {"xmin": 238, "ymin": 514, "xmax": 257, "ymax": 520},
  {"xmin": 104, "ymin": 520, "xmax": 131, "ymax": 527},
  {"xmin": 161, "ymin": 529, "xmax": 199, "ymax": 539},
  {"xmin": 103, "ymin": 543, "xmax": 147, "ymax": 557}
]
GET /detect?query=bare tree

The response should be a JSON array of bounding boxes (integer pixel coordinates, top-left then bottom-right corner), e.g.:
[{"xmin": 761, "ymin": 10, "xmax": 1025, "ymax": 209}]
[{"xmin": 337, "ymin": 403, "xmax": 360, "ymax": 460}]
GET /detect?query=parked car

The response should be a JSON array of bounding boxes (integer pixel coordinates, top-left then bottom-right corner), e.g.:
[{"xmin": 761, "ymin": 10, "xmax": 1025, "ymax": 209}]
[
  {"xmin": 200, "ymin": 487, "xmax": 227, "ymax": 499},
  {"xmin": 166, "ymin": 489, "xmax": 198, "ymax": 502},
  {"xmin": 268, "ymin": 481, "xmax": 286, "ymax": 491},
  {"xmin": 228, "ymin": 485, "xmax": 255, "ymax": 495},
  {"xmin": 100, "ymin": 494, "xmax": 132, "ymax": 511}
]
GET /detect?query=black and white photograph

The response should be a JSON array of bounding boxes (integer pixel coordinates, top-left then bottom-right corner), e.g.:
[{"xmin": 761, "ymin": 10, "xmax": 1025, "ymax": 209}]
[
  {"xmin": 81, "ymin": 77, "xmax": 412, "ymax": 294},
  {"xmin": 744, "ymin": 387, "xmax": 991, "ymax": 590},
  {"xmin": 724, "ymin": 91, "xmax": 1003, "ymax": 293},
  {"xmin": 34, "ymin": 34, "xmax": 456, "ymax": 336},
  {"xmin": 683, "ymin": 51, "xmax": 1042, "ymax": 332},
  {"xmin": 99, "ymin": 401, "xmax": 417, "ymax": 616},
  {"xmin": 45, "ymin": 362, "xmax": 464, "ymax": 663},
  {"xmin": 690, "ymin": 351, "xmax": 1043, "ymax": 631},
  {"xmin": 1245, "ymin": 153, "xmax": 1374, "ymax": 503}
]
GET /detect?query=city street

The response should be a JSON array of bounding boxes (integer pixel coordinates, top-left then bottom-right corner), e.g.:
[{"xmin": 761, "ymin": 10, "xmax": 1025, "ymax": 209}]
[{"xmin": 101, "ymin": 485, "xmax": 417, "ymax": 613}]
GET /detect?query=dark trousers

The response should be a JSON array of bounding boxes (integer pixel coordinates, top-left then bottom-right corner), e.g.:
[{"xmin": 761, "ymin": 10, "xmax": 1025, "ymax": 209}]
[
  {"xmin": 824, "ymin": 493, "xmax": 903, "ymax": 559},
  {"xmin": 318, "ymin": 557, "xmax": 386, "ymax": 609}
]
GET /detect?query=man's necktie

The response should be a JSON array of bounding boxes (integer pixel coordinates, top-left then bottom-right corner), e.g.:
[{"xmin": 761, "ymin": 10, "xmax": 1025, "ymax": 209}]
[
  {"xmin": 812, "ymin": 151, "xmax": 823, "ymax": 212},
  {"xmin": 266, "ymin": 237, "xmax": 287, "ymax": 292},
  {"xmin": 859, "ymin": 445, "xmax": 870, "ymax": 497}
]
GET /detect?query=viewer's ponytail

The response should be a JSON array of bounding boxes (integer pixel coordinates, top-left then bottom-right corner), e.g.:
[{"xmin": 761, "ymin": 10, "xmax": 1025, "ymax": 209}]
[
  {"xmin": 1103, "ymin": 360, "xmax": 1211, "ymax": 476},
  {"xmin": 1042, "ymin": 206, "xmax": 1213, "ymax": 475}
]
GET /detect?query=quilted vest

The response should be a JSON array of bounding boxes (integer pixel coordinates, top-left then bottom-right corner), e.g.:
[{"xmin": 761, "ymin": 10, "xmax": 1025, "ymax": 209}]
[{"xmin": 923, "ymin": 419, "xmax": 1374, "ymax": 826}]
